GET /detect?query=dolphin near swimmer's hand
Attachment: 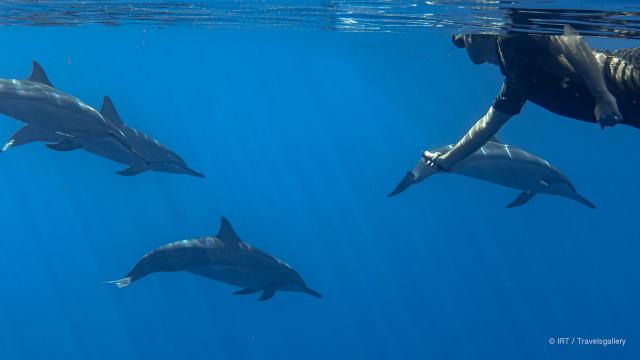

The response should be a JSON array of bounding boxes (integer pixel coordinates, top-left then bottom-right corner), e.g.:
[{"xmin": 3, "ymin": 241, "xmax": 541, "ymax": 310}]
[{"xmin": 389, "ymin": 139, "xmax": 595, "ymax": 209}]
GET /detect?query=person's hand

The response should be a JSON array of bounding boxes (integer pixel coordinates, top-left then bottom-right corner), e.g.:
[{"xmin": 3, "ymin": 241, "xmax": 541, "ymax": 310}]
[
  {"xmin": 595, "ymin": 94, "xmax": 623, "ymax": 129},
  {"xmin": 421, "ymin": 150, "xmax": 448, "ymax": 171}
]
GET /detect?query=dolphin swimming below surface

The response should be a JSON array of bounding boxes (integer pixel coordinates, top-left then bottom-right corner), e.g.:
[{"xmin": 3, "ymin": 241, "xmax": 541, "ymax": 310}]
[
  {"xmin": 389, "ymin": 139, "xmax": 595, "ymax": 208},
  {"xmin": 0, "ymin": 61, "xmax": 145, "ymax": 160},
  {"xmin": 105, "ymin": 217, "xmax": 321, "ymax": 301},
  {"xmin": 3, "ymin": 96, "xmax": 204, "ymax": 177}
]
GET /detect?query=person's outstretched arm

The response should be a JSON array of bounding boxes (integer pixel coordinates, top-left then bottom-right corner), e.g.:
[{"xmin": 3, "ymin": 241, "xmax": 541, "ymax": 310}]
[
  {"xmin": 551, "ymin": 25, "xmax": 622, "ymax": 127},
  {"xmin": 425, "ymin": 78, "xmax": 525, "ymax": 170},
  {"xmin": 425, "ymin": 106, "xmax": 513, "ymax": 170}
]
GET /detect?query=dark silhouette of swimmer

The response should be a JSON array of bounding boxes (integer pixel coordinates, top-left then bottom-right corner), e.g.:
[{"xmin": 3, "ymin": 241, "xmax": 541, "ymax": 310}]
[{"xmin": 423, "ymin": 26, "xmax": 640, "ymax": 171}]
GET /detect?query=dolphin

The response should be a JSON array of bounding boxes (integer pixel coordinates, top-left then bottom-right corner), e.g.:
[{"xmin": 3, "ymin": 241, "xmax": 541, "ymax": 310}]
[
  {"xmin": 389, "ymin": 139, "xmax": 595, "ymax": 208},
  {"xmin": 3, "ymin": 96, "xmax": 204, "ymax": 177},
  {"xmin": 0, "ymin": 61, "xmax": 145, "ymax": 161},
  {"xmin": 105, "ymin": 217, "xmax": 321, "ymax": 301}
]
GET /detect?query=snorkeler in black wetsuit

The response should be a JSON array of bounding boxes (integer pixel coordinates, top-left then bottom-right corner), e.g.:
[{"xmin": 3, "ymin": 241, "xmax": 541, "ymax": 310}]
[{"xmin": 423, "ymin": 26, "xmax": 640, "ymax": 171}]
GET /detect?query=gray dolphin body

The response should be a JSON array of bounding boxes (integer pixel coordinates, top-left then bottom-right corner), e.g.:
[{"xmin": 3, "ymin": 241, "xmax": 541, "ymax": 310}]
[
  {"xmin": 4, "ymin": 96, "xmax": 204, "ymax": 177},
  {"xmin": 105, "ymin": 217, "xmax": 321, "ymax": 301},
  {"xmin": 389, "ymin": 140, "xmax": 595, "ymax": 208},
  {"xmin": 0, "ymin": 61, "xmax": 141, "ymax": 158}
]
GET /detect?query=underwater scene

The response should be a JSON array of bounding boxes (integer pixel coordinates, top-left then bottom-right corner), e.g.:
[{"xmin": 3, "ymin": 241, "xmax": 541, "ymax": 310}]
[{"xmin": 0, "ymin": 1, "xmax": 638, "ymax": 359}]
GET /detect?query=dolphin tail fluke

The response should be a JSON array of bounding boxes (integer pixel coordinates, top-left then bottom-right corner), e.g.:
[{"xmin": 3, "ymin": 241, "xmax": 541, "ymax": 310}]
[
  {"xmin": 573, "ymin": 193, "xmax": 597, "ymax": 209},
  {"xmin": 1, "ymin": 140, "xmax": 14, "ymax": 153},
  {"xmin": 507, "ymin": 190, "xmax": 536, "ymax": 208},
  {"xmin": 1, "ymin": 125, "xmax": 62, "ymax": 153},
  {"xmin": 103, "ymin": 277, "xmax": 132, "ymax": 289},
  {"xmin": 388, "ymin": 171, "xmax": 416, "ymax": 197}
]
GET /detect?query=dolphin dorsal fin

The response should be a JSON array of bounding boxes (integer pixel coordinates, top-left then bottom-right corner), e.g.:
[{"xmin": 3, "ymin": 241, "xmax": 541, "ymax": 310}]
[
  {"xmin": 563, "ymin": 24, "xmax": 579, "ymax": 36},
  {"xmin": 489, "ymin": 135, "xmax": 502, "ymax": 143},
  {"xmin": 216, "ymin": 217, "xmax": 241, "ymax": 244},
  {"xmin": 28, "ymin": 61, "xmax": 53, "ymax": 87},
  {"xmin": 100, "ymin": 96, "xmax": 124, "ymax": 126}
]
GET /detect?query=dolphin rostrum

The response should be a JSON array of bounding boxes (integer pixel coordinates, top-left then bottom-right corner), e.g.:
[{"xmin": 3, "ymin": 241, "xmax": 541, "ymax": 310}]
[
  {"xmin": 0, "ymin": 61, "xmax": 146, "ymax": 162},
  {"xmin": 3, "ymin": 96, "xmax": 204, "ymax": 177},
  {"xmin": 389, "ymin": 139, "xmax": 595, "ymax": 208},
  {"xmin": 105, "ymin": 217, "xmax": 321, "ymax": 301}
]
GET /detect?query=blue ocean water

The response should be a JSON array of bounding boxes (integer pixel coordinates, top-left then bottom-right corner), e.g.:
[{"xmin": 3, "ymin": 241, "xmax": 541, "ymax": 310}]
[{"xmin": 0, "ymin": 3, "xmax": 638, "ymax": 360}]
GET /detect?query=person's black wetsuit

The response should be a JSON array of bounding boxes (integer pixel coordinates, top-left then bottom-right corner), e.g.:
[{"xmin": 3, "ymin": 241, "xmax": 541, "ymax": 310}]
[{"xmin": 492, "ymin": 34, "xmax": 640, "ymax": 128}]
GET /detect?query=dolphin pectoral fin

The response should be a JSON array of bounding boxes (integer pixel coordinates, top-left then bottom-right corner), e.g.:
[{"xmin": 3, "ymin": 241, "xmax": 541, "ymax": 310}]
[
  {"xmin": 388, "ymin": 171, "xmax": 416, "ymax": 197},
  {"xmin": 259, "ymin": 287, "xmax": 276, "ymax": 301},
  {"xmin": 116, "ymin": 164, "xmax": 151, "ymax": 176},
  {"xmin": 507, "ymin": 190, "xmax": 536, "ymax": 208},
  {"xmin": 233, "ymin": 288, "xmax": 259, "ymax": 295},
  {"xmin": 46, "ymin": 140, "xmax": 82, "ymax": 151}
]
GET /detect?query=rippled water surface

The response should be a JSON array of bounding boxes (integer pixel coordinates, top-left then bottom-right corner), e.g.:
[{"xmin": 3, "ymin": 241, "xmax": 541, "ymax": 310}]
[{"xmin": 3, "ymin": 1, "xmax": 640, "ymax": 38}]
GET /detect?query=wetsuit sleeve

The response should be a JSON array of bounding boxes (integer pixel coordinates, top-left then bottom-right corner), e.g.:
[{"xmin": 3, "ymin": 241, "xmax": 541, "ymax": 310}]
[
  {"xmin": 492, "ymin": 81, "xmax": 527, "ymax": 115},
  {"xmin": 437, "ymin": 106, "xmax": 513, "ymax": 170}
]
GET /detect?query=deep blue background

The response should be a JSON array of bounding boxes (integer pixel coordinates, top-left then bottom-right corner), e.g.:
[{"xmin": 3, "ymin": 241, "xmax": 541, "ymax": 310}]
[{"xmin": 0, "ymin": 26, "xmax": 637, "ymax": 359}]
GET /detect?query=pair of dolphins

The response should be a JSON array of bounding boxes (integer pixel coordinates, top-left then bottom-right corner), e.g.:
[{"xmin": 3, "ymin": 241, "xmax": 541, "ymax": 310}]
[
  {"xmin": 105, "ymin": 139, "xmax": 593, "ymax": 303},
  {"xmin": 0, "ymin": 61, "xmax": 203, "ymax": 177},
  {"xmin": 0, "ymin": 62, "xmax": 317, "ymax": 301},
  {"xmin": 104, "ymin": 138, "xmax": 594, "ymax": 302}
]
